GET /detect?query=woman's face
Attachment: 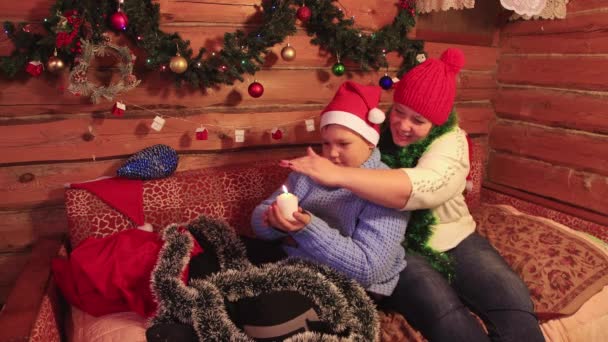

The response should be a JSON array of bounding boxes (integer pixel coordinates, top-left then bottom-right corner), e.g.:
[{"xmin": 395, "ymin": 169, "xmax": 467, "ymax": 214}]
[
  {"xmin": 389, "ymin": 103, "xmax": 433, "ymax": 147},
  {"xmin": 321, "ymin": 125, "xmax": 374, "ymax": 167}
]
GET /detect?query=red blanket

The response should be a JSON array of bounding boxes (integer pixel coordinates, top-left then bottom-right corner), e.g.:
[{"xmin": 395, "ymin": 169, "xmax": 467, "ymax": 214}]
[{"xmin": 52, "ymin": 228, "xmax": 202, "ymax": 317}]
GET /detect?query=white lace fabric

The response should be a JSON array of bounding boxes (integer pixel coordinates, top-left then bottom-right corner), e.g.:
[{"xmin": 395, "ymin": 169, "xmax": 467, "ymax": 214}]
[
  {"xmin": 414, "ymin": 0, "xmax": 569, "ymax": 20},
  {"xmin": 416, "ymin": 0, "xmax": 475, "ymax": 13},
  {"xmin": 500, "ymin": 0, "xmax": 547, "ymax": 16},
  {"xmin": 510, "ymin": 0, "xmax": 569, "ymax": 20}
]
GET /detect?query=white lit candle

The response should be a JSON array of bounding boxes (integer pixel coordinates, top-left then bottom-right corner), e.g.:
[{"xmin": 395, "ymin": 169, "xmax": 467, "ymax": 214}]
[{"xmin": 276, "ymin": 185, "xmax": 299, "ymax": 220}]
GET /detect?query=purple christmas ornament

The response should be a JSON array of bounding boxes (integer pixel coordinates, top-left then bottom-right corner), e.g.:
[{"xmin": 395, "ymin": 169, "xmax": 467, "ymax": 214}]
[{"xmin": 379, "ymin": 75, "xmax": 394, "ymax": 90}]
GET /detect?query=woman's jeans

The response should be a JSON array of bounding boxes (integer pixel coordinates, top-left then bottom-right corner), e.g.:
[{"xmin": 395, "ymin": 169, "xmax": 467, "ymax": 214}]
[{"xmin": 380, "ymin": 232, "xmax": 545, "ymax": 342}]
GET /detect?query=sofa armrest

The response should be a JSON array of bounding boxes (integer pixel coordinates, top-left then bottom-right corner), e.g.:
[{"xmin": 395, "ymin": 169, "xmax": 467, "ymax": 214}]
[{"xmin": 0, "ymin": 237, "xmax": 65, "ymax": 342}]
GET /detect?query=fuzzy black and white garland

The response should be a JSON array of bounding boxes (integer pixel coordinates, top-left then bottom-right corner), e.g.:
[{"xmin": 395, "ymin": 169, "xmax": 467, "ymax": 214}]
[
  {"xmin": 150, "ymin": 215, "xmax": 380, "ymax": 341},
  {"xmin": 186, "ymin": 215, "xmax": 251, "ymax": 272},
  {"xmin": 150, "ymin": 223, "xmax": 199, "ymax": 325},
  {"xmin": 280, "ymin": 258, "xmax": 380, "ymax": 340}
]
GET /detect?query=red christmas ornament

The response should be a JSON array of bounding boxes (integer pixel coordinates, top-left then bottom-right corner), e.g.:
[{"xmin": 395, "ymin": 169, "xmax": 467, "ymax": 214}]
[
  {"xmin": 271, "ymin": 128, "xmax": 283, "ymax": 140},
  {"xmin": 110, "ymin": 10, "xmax": 128, "ymax": 31},
  {"xmin": 25, "ymin": 61, "xmax": 43, "ymax": 77},
  {"xmin": 195, "ymin": 127, "xmax": 209, "ymax": 141},
  {"xmin": 248, "ymin": 81, "xmax": 264, "ymax": 98},
  {"xmin": 296, "ymin": 6, "xmax": 312, "ymax": 22}
]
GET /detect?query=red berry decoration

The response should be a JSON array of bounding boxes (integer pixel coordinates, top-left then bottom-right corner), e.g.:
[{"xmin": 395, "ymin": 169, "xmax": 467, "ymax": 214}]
[
  {"xmin": 110, "ymin": 11, "xmax": 128, "ymax": 31},
  {"xmin": 248, "ymin": 81, "xmax": 264, "ymax": 98},
  {"xmin": 297, "ymin": 6, "xmax": 312, "ymax": 22}
]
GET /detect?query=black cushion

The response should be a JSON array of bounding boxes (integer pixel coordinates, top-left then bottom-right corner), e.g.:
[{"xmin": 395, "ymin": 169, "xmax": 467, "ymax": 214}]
[
  {"xmin": 146, "ymin": 322, "xmax": 198, "ymax": 342},
  {"xmin": 228, "ymin": 290, "xmax": 333, "ymax": 341}
]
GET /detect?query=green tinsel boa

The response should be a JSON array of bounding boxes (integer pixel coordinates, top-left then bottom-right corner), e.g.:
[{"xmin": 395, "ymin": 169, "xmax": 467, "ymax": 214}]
[{"xmin": 379, "ymin": 109, "xmax": 458, "ymax": 282}]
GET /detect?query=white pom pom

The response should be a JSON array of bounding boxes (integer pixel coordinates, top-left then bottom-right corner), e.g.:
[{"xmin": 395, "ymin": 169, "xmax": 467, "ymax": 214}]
[{"xmin": 368, "ymin": 107, "xmax": 385, "ymax": 124}]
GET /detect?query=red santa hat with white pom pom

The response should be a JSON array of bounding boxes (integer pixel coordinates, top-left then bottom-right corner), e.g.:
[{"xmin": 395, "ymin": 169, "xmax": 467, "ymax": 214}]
[{"xmin": 320, "ymin": 81, "xmax": 385, "ymax": 146}]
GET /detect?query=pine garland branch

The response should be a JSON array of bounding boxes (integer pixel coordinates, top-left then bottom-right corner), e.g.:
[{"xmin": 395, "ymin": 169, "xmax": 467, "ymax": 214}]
[{"xmin": 1, "ymin": 0, "xmax": 423, "ymax": 87}]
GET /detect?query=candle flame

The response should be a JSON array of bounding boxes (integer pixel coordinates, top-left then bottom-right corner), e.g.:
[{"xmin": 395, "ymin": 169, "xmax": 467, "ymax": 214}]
[{"xmin": 282, "ymin": 185, "xmax": 288, "ymax": 193}]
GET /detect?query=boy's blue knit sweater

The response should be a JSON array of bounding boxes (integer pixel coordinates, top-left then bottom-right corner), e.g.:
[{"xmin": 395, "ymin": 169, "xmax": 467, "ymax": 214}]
[{"xmin": 251, "ymin": 149, "xmax": 408, "ymax": 295}]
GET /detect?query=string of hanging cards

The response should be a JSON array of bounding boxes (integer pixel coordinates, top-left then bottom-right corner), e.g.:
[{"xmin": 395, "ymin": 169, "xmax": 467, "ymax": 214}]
[{"xmin": 111, "ymin": 101, "xmax": 317, "ymax": 143}]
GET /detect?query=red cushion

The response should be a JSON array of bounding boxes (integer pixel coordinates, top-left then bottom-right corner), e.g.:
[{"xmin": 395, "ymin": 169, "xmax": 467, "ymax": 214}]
[{"xmin": 464, "ymin": 139, "xmax": 486, "ymax": 210}]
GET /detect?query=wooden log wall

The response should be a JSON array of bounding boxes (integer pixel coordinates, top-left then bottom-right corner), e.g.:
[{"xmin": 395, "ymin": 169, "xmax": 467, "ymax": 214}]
[
  {"xmin": 491, "ymin": 0, "xmax": 608, "ymax": 225},
  {"xmin": 0, "ymin": 0, "xmax": 500, "ymax": 303}
]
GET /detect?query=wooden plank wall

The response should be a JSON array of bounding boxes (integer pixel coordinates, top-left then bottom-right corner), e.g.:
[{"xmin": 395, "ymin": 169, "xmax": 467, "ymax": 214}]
[
  {"xmin": 0, "ymin": 0, "xmax": 500, "ymax": 303},
  {"xmin": 491, "ymin": 1, "xmax": 608, "ymax": 224}
]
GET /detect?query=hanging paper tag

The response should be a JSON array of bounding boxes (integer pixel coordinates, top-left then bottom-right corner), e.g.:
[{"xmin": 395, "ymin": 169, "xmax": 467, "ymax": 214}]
[
  {"xmin": 195, "ymin": 126, "xmax": 208, "ymax": 140},
  {"xmin": 305, "ymin": 119, "xmax": 315, "ymax": 132},
  {"xmin": 151, "ymin": 116, "xmax": 166, "ymax": 132},
  {"xmin": 234, "ymin": 129, "xmax": 245, "ymax": 143},
  {"xmin": 25, "ymin": 61, "xmax": 43, "ymax": 77},
  {"xmin": 271, "ymin": 127, "xmax": 283, "ymax": 140},
  {"xmin": 111, "ymin": 101, "xmax": 126, "ymax": 116},
  {"xmin": 416, "ymin": 54, "xmax": 427, "ymax": 63}
]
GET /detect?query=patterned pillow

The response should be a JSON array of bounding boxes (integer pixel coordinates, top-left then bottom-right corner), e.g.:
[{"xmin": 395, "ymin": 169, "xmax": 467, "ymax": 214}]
[
  {"xmin": 464, "ymin": 139, "xmax": 486, "ymax": 210},
  {"xmin": 66, "ymin": 160, "xmax": 290, "ymax": 248},
  {"xmin": 473, "ymin": 204, "xmax": 608, "ymax": 320}
]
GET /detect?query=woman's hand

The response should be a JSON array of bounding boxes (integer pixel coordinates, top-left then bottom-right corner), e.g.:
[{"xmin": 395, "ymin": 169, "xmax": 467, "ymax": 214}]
[
  {"xmin": 280, "ymin": 147, "xmax": 342, "ymax": 187},
  {"xmin": 265, "ymin": 204, "xmax": 310, "ymax": 233}
]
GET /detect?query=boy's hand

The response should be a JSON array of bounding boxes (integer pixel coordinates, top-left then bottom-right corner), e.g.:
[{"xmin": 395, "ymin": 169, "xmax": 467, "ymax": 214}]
[{"xmin": 266, "ymin": 204, "xmax": 310, "ymax": 233}]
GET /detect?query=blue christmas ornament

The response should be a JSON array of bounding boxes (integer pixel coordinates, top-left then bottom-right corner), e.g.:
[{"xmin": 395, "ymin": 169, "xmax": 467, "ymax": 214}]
[
  {"xmin": 117, "ymin": 144, "xmax": 179, "ymax": 180},
  {"xmin": 379, "ymin": 74, "xmax": 394, "ymax": 90}
]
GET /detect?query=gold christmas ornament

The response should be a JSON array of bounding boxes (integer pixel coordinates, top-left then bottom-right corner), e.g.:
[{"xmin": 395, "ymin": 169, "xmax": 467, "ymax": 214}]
[
  {"xmin": 169, "ymin": 53, "xmax": 188, "ymax": 74},
  {"xmin": 281, "ymin": 44, "xmax": 296, "ymax": 61},
  {"xmin": 47, "ymin": 55, "xmax": 65, "ymax": 73}
]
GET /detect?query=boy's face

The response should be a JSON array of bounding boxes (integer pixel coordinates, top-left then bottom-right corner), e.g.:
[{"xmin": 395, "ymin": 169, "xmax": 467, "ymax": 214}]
[{"xmin": 321, "ymin": 125, "xmax": 374, "ymax": 167}]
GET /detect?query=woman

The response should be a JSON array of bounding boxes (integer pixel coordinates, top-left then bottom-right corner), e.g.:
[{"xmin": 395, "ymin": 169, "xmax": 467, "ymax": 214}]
[{"xmin": 281, "ymin": 48, "xmax": 544, "ymax": 342}]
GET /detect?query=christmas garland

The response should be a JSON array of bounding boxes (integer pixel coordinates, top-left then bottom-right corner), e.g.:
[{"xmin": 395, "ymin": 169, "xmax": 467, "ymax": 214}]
[
  {"xmin": 305, "ymin": 0, "xmax": 423, "ymax": 77},
  {"xmin": 379, "ymin": 109, "xmax": 458, "ymax": 281},
  {"xmin": 68, "ymin": 39, "xmax": 140, "ymax": 103},
  {"xmin": 1, "ymin": 0, "xmax": 423, "ymax": 89}
]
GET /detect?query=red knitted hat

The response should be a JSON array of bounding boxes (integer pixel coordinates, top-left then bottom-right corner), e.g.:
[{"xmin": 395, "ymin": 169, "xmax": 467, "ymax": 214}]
[
  {"xmin": 393, "ymin": 48, "xmax": 465, "ymax": 125},
  {"xmin": 320, "ymin": 81, "xmax": 385, "ymax": 145}
]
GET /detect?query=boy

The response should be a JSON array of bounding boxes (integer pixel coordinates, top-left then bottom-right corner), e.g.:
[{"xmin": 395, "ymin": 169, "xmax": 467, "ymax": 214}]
[{"xmin": 251, "ymin": 81, "xmax": 408, "ymax": 297}]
